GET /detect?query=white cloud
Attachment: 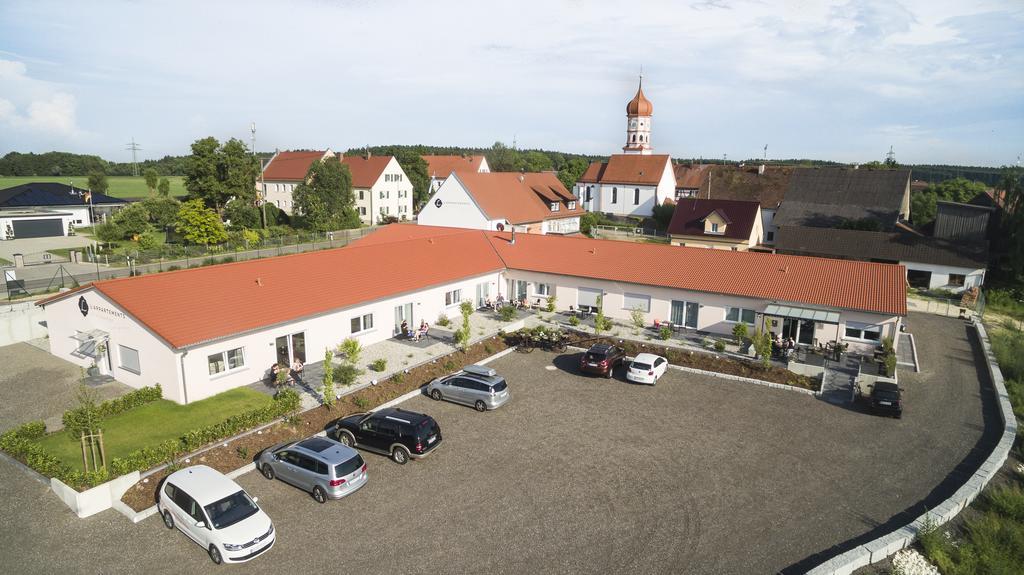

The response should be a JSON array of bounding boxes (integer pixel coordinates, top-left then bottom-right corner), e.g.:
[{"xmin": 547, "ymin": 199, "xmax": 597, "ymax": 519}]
[{"xmin": 0, "ymin": 58, "xmax": 80, "ymax": 137}]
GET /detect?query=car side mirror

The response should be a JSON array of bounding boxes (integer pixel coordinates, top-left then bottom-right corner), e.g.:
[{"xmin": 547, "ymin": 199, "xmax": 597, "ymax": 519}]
[
  {"xmin": 252, "ymin": 497, "xmax": 259, "ymax": 503},
  {"xmin": 195, "ymin": 520, "xmax": 206, "ymax": 529}
]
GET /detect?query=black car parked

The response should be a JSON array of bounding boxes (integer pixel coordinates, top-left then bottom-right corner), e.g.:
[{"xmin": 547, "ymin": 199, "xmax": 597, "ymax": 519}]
[
  {"xmin": 579, "ymin": 343, "xmax": 627, "ymax": 378},
  {"xmin": 327, "ymin": 408, "xmax": 442, "ymax": 464},
  {"xmin": 870, "ymin": 381, "xmax": 903, "ymax": 418}
]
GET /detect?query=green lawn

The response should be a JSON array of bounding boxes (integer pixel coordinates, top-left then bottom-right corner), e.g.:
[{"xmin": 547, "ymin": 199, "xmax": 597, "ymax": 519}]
[
  {"xmin": 35, "ymin": 387, "xmax": 271, "ymax": 470},
  {"xmin": 0, "ymin": 175, "xmax": 187, "ymax": 199}
]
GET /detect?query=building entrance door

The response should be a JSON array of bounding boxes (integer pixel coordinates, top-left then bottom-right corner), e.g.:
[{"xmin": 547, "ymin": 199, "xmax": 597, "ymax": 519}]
[
  {"xmin": 276, "ymin": 332, "xmax": 306, "ymax": 366},
  {"xmin": 394, "ymin": 303, "xmax": 413, "ymax": 335}
]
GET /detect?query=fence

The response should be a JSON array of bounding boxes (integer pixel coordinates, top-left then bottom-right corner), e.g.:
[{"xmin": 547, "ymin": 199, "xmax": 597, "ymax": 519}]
[
  {"xmin": 3, "ymin": 227, "xmax": 377, "ymax": 299},
  {"xmin": 591, "ymin": 225, "xmax": 669, "ymax": 243}
]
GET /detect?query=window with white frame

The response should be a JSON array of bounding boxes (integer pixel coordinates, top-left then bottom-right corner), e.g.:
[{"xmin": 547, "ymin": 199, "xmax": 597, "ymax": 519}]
[
  {"xmin": 623, "ymin": 292, "xmax": 651, "ymax": 313},
  {"xmin": 208, "ymin": 347, "xmax": 245, "ymax": 376},
  {"xmin": 359, "ymin": 190, "xmax": 364, "ymax": 200},
  {"xmin": 568, "ymin": 200, "xmax": 576, "ymax": 209},
  {"xmin": 948, "ymin": 274, "xmax": 966, "ymax": 287},
  {"xmin": 445, "ymin": 289, "xmax": 462, "ymax": 306},
  {"xmin": 351, "ymin": 313, "xmax": 374, "ymax": 334},
  {"xmin": 612, "ymin": 187, "xmax": 618, "ymax": 204},
  {"xmin": 634, "ymin": 188, "xmax": 640, "ymax": 205},
  {"xmin": 844, "ymin": 321, "xmax": 881, "ymax": 342},
  {"xmin": 710, "ymin": 223, "xmax": 720, "ymax": 233},
  {"xmin": 550, "ymin": 202, "xmax": 559, "ymax": 212},
  {"xmin": 359, "ymin": 207, "xmax": 366, "ymax": 216},
  {"xmin": 119, "ymin": 345, "xmax": 141, "ymax": 374},
  {"xmin": 725, "ymin": 307, "xmax": 756, "ymax": 325},
  {"xmin": 535, "ymin": 283, "xmax": 552, "ymax": 296}
]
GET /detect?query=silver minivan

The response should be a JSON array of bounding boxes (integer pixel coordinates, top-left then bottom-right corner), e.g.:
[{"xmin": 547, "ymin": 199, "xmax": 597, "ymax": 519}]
[
  {"xmin": 426, "ymin": 364, "xmax": 511, "ymax": 412},
  {"xmin": 256, "ymin": 437, "xmax": 368, "ymax": 503}
]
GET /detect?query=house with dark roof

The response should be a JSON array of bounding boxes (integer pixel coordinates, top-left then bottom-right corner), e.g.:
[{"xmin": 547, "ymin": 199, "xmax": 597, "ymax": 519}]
[
  {"xmin": 0, "ymin": 182, "xmax": 127, "ymax": 239},
  {"xmin": 417, "ymin": 172, "xmax": 585, "ymax": 235},
  {"xmin": 422, "ymin": 155, "xmax": 490, "ymax": 193},
  {"xmin": 666, "ymin": 198, "xmax": 763, "ymax": 251},
  {"xmin": 259, "ymin": 149, "xmax": 334, "ymax": 214},
  {"xmin": 340, "ymin": 154, "xmax": 414, "ymax": 224},
  {"xmin": 774, "ymin": 168, "xmax": 987, "ymax": 292},
  {"xmin": 39, "ymin": 223, "xmax": 906, "ymax": 403}
]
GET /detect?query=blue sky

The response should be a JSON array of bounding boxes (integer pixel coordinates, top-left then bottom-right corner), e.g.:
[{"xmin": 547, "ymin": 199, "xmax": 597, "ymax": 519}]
[{"xmin": 0, "ymin": 0, "xmax": 1021, "ymax": 166}]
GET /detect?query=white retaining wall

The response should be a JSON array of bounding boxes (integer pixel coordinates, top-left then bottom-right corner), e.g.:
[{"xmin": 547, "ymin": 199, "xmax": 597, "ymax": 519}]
[
  {"xmin": 0, "ymin": 301, "xmax": 48, "ymax": 346},
  {"xmin": 50, "ymin": 471, "xmax": 140, "ymax": 518},
  {"xmin": 806, "ymin": 318, "xmax": 1018, "ymax": 574}
]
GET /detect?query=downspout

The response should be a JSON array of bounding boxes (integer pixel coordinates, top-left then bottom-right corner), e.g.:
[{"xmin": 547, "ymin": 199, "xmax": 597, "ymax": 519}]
[{"xmin": 178, "ymin": 350, "xmax": 189, "ymax": 405}]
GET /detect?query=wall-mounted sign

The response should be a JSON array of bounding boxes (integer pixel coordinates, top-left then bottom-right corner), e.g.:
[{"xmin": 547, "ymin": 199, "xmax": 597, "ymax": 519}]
[
  {"xmin": 78, "ymin": 296, "xmax": 89, "ymax": 317},
  {"xmin": 496, "ymin": 223, "xmax": 505, "ymax": 231},
  {"xmin": 434, "ymin": 198, "xmax": 443, "ymax": 208}
]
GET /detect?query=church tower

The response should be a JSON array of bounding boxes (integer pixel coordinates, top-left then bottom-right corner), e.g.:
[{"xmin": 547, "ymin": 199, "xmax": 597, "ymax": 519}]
[{"xmin": 623, "ymin": 76, "xmax": 653, "ymax": 155}]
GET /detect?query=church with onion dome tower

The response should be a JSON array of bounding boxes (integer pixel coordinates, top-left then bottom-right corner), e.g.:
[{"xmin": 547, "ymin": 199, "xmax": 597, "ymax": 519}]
[{"xmin": 574, "ymin": 77, "xmax": 676, "ymax": 217}]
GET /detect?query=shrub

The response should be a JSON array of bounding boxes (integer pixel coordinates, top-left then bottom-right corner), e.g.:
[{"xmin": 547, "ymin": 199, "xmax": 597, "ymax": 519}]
[
  {"xmin": 443, "ymin": 359, "xmax": 457, "ymax": 371},
  {"xmin": 236, "ymin": 446, "xmax": 249, "ymax": 460},
  {"xmin": 629, "ymin": 307, "xmax": 645, "ymax": 330},
  {"xmin": 498, "ymin": 305, "xmax": 517, "ymax": 322},
  {"xmin": 391, "ymin": 372, "xmax": 404, "ymax": 384},
  {"xmin": 334, "ymin": 363, "xmax": 362, "ymax": 387},
  {"xmin": 546, "ymin": 295, "xmax": 556, "ymax": 313},
  {"xmin": 337, "ymin": 338, "xmax": 362, "ymax": 366},
  {"xmin": 370, "ymin": 358, "xmax": 387, "ymax": 372},
  {"xmin": 984, "ymin": 484, "xmax": 1024, "ymax": 523},
  {"xmin": 731, "ymin": 323, "xmax": 748, "ymax": 344},
  {"xmin": 15, "ymin": 420, "xmax": 46, "ymax": 439},
  {"xmin": 569, "ymin": 315, "xmax": 580, "ymax": 327},
  {"xmin": 353, "ymin": 396, "xmax": 370, "ymax": 410},
  {"xmin": 714, "ymin": 341, "xmax": 726, "ymax": 352},
  {"xmin": 436, "ymin": 314, "xmax": 451, "ymax": 327},
  {"xmin": 321, "ymin": 348, "xmax": 335, "ymax": 409},
  {"xmin": 659, "ymin": 325, "xmax": 672, "ymax": 340},
  {"xmin": 483, "ymin": 343, "xmax": 493, "ymax": 354}
]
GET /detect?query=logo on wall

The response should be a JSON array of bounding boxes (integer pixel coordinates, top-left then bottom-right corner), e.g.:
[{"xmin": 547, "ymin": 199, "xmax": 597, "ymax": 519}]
[
  {"xmin": 78, "ymin": 296, "xmax": 89, "ymax": 317},
  {"xmin": 496, "ymin": 223, "xmax": 505, "ymax": 231},
  {"xmin": 434, "ymin": 198, "xmax": 443, "ymax": 208}
]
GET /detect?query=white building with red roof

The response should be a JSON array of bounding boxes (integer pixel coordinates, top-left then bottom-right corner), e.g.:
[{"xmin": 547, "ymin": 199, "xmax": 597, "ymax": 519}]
[
  {"xmin": 423, "ymin": 155, "xmax": 490, "ymax": 193},
  {"xmin": 340, "ymin": 154, "xmax": 414, "ymax": 225},
  {"xmin": 259, "ymin": 149, "xmax": 334, "ymax": 214}
]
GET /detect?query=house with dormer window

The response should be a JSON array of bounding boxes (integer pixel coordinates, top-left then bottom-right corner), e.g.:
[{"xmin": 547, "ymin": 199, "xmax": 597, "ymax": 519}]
[
  {"xmin": 666, "ymin": 198, "xmax": 764, "ymax": 251},
  {"xmin": 417, "ymin": 172, "xmax": 584, "ymax": 235}
]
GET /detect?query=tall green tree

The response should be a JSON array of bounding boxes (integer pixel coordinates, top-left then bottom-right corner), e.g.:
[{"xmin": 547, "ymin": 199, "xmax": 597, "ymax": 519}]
[
  {"xmin": 175, "ymin": 199, "xmax": 228, "ymax": 245},
  {"xmin": 292, "ymin": 160, "xmax": 359, "ymax": 231},
  {"xmin": 111, "ymin": 203, "xmax": 152, "ymax": 239},
  {"xmin": 87, "ymin": 171, "xmax": 109, "ymax": 195},
  {"xmin": 221, "ymin": 138, "xmax": 260, "ymax": 204},
  {"xmin": 223, "ymin": 198, "xmax": 260, "ymax": 230},
  {"xmin": 486, "ymin": 141, "xmax": 521, "ymax": 172},
  {"xmin": 925, "ymin": 177, "xmax": 987, "ymax": 204},
  {"xmin": 911, "ymin": 191, "xmax": 938, "ymax": 227},
  {"xmin": 184, "ymin": 137, "xmax": 228, "ymax": 211},
  {"xmin": 393, "ymin": 152, "xmax": 430, "ymax": 209},
  {"xmin": 143, "ymin": 168, "xmax": 159, "ymax": 193},
  {"xmin": 557, "ymin": 157, "xmax": 590, "ymax": 190},
  {"xmin": 141, "ymin": 196, "xmax": 181, "ymax": 228},
  {"xmin": 520, "ymin": 151, "xmax": 553, "ymax": 172},
  {"xmin": 157, "ymin": 177, "xmax": 171, "ymax": 197}
]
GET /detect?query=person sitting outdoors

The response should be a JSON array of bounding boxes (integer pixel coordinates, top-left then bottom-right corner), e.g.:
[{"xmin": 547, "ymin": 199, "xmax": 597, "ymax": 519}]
[
  {"xmin": 414, "ymin": 320, "xmax": 429, "ymax": 341},
  {"xmin": 291, "ymin": 357, "xmax": 304, "ymax": 384},
  {"xmin": 400, "ymin": 319, "xmax": 410, "ymax": 338}
]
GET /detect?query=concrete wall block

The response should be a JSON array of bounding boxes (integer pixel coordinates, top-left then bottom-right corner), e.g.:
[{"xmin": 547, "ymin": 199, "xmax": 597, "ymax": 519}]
[
  {"xmin": 829, "ymin": 545, "xmax": 871, "ymax": 575},
  {"xmin": 864, "ymin": 528, "xmax": 914, "ymax": 563},
  {"xmin": 805, "ymin": 557, "xmax": 841, "ymax": 575}
]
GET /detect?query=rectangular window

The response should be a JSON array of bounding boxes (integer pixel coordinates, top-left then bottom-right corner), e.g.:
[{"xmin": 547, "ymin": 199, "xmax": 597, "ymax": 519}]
[
  {"xmin": 568, "ymin": 201, "xmax": 576, "ymax": 209},
  {"xmin": 844, "ymin": 322, "xmax": 882, "ymax": 342},
  {"xmin": 725, "ymin": 307, "xmax": 756, "ymax": 325},
  {"xmin": 550, "ymin": 202, "xmax": 559, "ymax": 212},
  {"xmin": 623, "ymin": 292, "xmax": 651, "ymax": 313},
  {"xmin": 535, "ymin": 283, "xmax": 551, "ymax": 296},
  {"xmin": 711, "ymin": 223, "xmax": 719, "ymax": 233},
  {"xmin": 611, "ymin": 188, "xmax": 618, "ymax": 204},
  {"xmin": 119, "ymin": 345, "xmax": 141, "ymax": 374},
  {"xmin": 359, "ymin": 190, "xmax": 364, "ymax": 200},
  {"xmin": 359, "ymin": 207, "xmax": 366, "ymax": 216},
  {"xmin": 445, "ymin": 289, "xmax": 462, "ymax": 306},
  {"xmin": 351, "ymin": 313, "xmax": 374, "ymax": 334},
  {"xmin": 948, "ymin": 274, "xmax": 966, "ymax": 287},
  {"xmin": 208, "ymin": 347, "xmax": 245, "ymax": 376},
  {"xmin": 380, "ymin": 191, "xmax": 385, "ymax": 199},
  {"xmin": 634, "ymin": 188, "xmax": 640, "ymax": 205},
  {"xmin": 766, "ymin": 231, "xmax": 774, "ymax": 242}
]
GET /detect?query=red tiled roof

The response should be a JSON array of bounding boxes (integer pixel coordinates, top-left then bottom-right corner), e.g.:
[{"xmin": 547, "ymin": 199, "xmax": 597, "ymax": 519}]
[
  {"xmin": 39, "ymin": 224, "xmax": 906, "ymax": 347},
  {"xmin": 453, "ymin": 172, "xmax": 586, "ymax": 225},
  {"xmin": 674, "ymin": 164, "xmax": 712, "ymax": 189},
  {"xmin": 577, "ymin": 154, "xmax": 670, "ymax": 185},
  {"xmin": 340, "ymin": 155, "xmax": 394, "ymax": 188},
  {"xmin": 423, "ymin": 155, "xmax": 486, "ymax": 178},
  {"xmin": 484, "ymin": 230, "xmax": 906, "ymax": 316},
  {"xmin": 667, "ymin": 198, "xmax": 761, "ymax": 240},
  {"xmin": 262, "ymin": 151, "xmax": 329, "ymax": 181}
]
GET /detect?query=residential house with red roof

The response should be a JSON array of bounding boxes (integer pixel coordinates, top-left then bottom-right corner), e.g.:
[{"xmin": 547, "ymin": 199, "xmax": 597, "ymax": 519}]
[
  {"xmin": 666, "ymin": 198, "xmax": 764, "ymax": 251},
  {"xmin": 341, "ymin": 154, "xmax": 413, "ymax": 225},
  {"xmin": 259, "ymin": 149, "xmax": 334, "ymax": 214},
  {"xmin": 423, "ymin": 155, "xmax": 490, "ymax": 193},
  {"xmin": 417, "ymin": 172, "xmax": 585, "ymax": 235},
  {"xmin": 39, "ymin": 224, "xmax": 906, "ymax": 404}
]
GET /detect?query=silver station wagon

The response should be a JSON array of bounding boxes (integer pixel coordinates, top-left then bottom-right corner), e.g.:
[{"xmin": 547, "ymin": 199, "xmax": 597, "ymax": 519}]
[
  {"xmin": 257, "ymin": 437, "xmax": 368, "ymax": 503},
  {"xmin": 426, "ymin": 364, "xmax": 511, "ymax": 412}
]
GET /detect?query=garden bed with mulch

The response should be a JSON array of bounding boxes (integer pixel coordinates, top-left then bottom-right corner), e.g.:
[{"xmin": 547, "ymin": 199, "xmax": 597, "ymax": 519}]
[
  {"xmin": 559, "ymin": 330, "xmax": 819, "ymax": 391},
  {"xmin": 121, "ymin": 335, "xmax": 511, "ymax": 511}
]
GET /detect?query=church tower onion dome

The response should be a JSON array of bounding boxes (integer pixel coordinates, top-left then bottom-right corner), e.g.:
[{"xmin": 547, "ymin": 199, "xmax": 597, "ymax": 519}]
[{"xmin": 626, "ymin": 82, "xmax": 653, "ymax": 116}]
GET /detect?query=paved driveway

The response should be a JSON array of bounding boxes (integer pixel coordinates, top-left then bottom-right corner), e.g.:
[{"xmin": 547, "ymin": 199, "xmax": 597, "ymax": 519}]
[
  {"xmin": 0, "ymin": 342, "xmax": 131, "ymax": 433},
  {"xmin": 0, "ymin": 312, "xmax": 999, "ymax": 574}
]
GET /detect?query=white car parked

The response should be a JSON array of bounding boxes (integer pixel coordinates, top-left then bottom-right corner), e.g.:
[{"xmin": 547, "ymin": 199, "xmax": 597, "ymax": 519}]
[
  {"xmin": 626, "ymin": 353, "xmax": 668, "ymax": 384},
  {"xmin": 158, "ymin": 465, "xmax": 276, "ymax": 564}
]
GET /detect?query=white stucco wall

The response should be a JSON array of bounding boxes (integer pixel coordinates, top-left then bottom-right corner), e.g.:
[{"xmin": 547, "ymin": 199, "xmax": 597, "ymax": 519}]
[
  {"xmin": 761, "ymin": 208, "xmax": 777, "ymax": 245},
  {"xmin": 354, "ymin": 157, "xmax": 414, "ymax": 225},
  {"xmin": 0, "ymin": 210, "xmax": 80, "ymax": 239},
  {"xmin": 262, "ymin": 180, "xmax": 298, "ymax": 214},
  {"xmin": 417, "ymin": 176, "xmax": 500, "ymax": 230},
  {"xmin": 902, "ymin": 261, "xmax": 985, "ymax": 293}
]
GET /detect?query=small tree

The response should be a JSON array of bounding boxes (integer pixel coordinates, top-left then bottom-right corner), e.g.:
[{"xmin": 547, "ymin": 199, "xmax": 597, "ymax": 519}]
[
  {"xmin": 457, "ymin": 300, "xmax": 473, "ymax": 349},
  {"xmin": 630, "ymin": 306, "xmax": 645, "ymax": 331},
  {"xmin": 545, "ymin": 295, "xmax": 556, "ymax": 313},
  {"xmin": 753, "ymin": 329, "xmax": 772, "ymax": 369},
  {"xmin": 174, "ymin": 199, "xmax": 228, "ymax": 246},
  {"xmin": 87, "ymin": 171, "xmax": 109, "ymax": 195},
  {"xmin": 321, "ymin": 348, "xmax": 335, "ymax": 408},
  {"xmin": 731, "ymin": 323, "xmax": 749, "ymax": 344},
  {"xmin": 111, "ymin": 203, "xmax": 152, "ymax": 239},
  {"xmin": 94, "ymin": 221, "xmax": 123, "ymax": 247},
  {"xmin": 144, "ymin": 168, "xmax": 159, "ymax": 193},
  {"xmin": 593, "ymin": 296, "xmax": 613, "ymax": 335},
  {"xmin": 337, "ymin": 338, "xmax": 362, "ymax": 366},
  {"xmin": 157, "ymin": 177, "xmax": 171, "ymax": 197}
]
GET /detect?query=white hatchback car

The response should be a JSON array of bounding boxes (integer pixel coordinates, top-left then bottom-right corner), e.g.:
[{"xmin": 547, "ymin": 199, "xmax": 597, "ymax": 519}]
[
  {"xmin": 158, "ymin": 465, "xmax": 276, "ymax": 564},
  {"xmin": 626, "ymin": 353, "xmax": 669, "ymax": 384}
]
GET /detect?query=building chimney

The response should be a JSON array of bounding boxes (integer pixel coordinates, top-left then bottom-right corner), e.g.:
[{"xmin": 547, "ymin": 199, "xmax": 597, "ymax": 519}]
[{"xmin": 510, "ymin": 227, "xmax": 516, "ymax": 245}]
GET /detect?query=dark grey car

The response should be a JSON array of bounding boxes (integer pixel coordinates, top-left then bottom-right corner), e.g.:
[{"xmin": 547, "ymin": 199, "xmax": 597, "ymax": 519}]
[
  {"xmin": 256, "ymin": 437, "xmax": 368, "ymax": 503},
  {"xmin": 425, "ymin": 364, "xmax": 511, "ymax": 412}
]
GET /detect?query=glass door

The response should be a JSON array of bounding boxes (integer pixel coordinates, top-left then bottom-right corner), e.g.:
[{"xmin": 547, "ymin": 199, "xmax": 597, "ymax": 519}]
[
  {"xmin": 275, "ymin": 332, "xmax": 306, "ymax": 366},
  {"xmin": 798, "ymin": 320, "xmax": 815, "ymax": 345},
  {"xmin": 670, "ymin": 301, "xmax": 685, "ymax": 326},
  {"xmin": 394, "ymin": 303, "xmax": 413, "ymax": 334},
  {"xmin": 684, "ymin": 302, "xmax": 699, "ymax": 329},
  {"xmin": 475, "ymin": 283, "xmax": 490, "ymax": 308},
  {"xmin": 670, "ymin": 301, "xmax": 699, "ymax": 328}
]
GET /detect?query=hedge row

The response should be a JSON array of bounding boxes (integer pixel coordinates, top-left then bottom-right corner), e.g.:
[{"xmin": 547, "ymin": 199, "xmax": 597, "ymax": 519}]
[
  {"xmin": 0, "ymin": 421, "xmax": 110, "ymax": 489},
  {"xmin": 62, "ymin": 385, "xmax": 164, "ymax": 437},
  {"xmin": 108, "ymin": 389, "xmax": 300, "ymax": 477}
]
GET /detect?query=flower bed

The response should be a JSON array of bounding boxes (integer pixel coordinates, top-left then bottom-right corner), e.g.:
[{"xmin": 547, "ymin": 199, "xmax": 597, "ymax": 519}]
[{"xmin": 121, "ymin": 334, "xmax": 511, "ymax": 511}]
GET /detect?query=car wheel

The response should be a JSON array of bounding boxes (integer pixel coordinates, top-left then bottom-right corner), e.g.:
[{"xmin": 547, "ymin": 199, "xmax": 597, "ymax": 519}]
[
  {"xmin": 261, "ymin": 464, "xmax": 275, "ymax": 481},
  {"xmin": 313, "ymin": 486, "xmax": 327, "ymax": 504},
  {"xmin": 208, "ymin": 545, "xmax": 223, "ymax": 565},
  {"xmin": 338, "ymin": 432, "xmax": 354, "ymax": 447},
  {"xmin": 162, "ymin": 510, "xmax": 174, "ymax": 530},
  {"xmin": 391, "ymin": 446, "xmax": 409, "ymax": 465},
  {"xmin": 430, "ymin": 389, "xmax": 442, "ymax": 401},
  {"xmin": 474, "ymin": 400, "xmax": 487, "ymax": 412}
]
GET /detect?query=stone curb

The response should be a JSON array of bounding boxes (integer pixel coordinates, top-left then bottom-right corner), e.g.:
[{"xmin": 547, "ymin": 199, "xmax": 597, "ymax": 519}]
[{"xmin": 806, "ymin": 318, "xmax": 1016, "ymax": 574}]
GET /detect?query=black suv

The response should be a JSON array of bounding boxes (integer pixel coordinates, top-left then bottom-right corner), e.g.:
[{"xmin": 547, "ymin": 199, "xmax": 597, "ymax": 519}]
[
  {"xmin": 327, "ymin": 408, "xmax": 442, "ymax": 464},
  {"xmin": 870, "ymin": 381, "xmax": 903, "ymax": 418},
  {"xmin": 579, "ymin": 343, "xmax": 627, "ymax": 378}
]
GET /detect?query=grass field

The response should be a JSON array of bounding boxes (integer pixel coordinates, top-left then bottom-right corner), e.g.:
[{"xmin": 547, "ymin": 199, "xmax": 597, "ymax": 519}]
[
  {"xmin": 34, "ymin": 387, "xmax": 271, "ymax": 470},
  {"xmin": 0, "ymin": 175, "xmax": 187, "ymax": 199}
]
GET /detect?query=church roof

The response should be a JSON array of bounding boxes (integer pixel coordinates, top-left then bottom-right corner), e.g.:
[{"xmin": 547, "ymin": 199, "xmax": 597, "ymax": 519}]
[
  {"xmin": 626, "ymin": 80, "xmax": 653, "ymax": 116},
  {"xmin": 578, "ymin": 154, "xmax": 670, "ymax": 186}
]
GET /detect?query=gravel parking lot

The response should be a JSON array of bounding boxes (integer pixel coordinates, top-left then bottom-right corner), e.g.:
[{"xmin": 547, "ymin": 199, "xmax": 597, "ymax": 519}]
[{"xmin": 0, "ymin": 312, "xmax": 1000, "ymax": 574}]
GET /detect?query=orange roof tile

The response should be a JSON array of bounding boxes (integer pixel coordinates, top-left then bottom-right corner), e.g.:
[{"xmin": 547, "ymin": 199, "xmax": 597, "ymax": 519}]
[
  {"xmin": 423, "ymin": 155, "xmax": 486, "ymax": 178},
  {"xmin": 674, "ymin": 164, "xmax": 712, "ymax": 189},
  {"xmin": 577, "ymin": 154, "xmax": 670, "ymax": 186},
  {"xmin": 452, "ymin": 172, "xmax": 586, "ymax": 225},
  {"xmin": 262, "ymin": 150, "xmax": 329, "ymax": 181},
  {"xmin": 340, "ymin": 155, "xmax": 394, "ymax": 188}
]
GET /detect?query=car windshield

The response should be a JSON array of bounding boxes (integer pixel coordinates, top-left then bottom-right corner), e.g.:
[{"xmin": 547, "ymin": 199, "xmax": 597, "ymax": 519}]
[
  {"xmin": 334, "ymin": 454, "xmax": 364, "ymax": 478},
  {"xmin": 491, "ymin": 379, "xmax": 508, "ymax": 392},
  {"xmin": 631, "ymin": 362, "xmax": 651, "ymax": 370},
  {"xmin": 204, "ymin": 490, "xmax": 259, "ymax": 530},
  {"xmin": 875, "ymin": 390, "xmax": 900, "ymax": 401}
]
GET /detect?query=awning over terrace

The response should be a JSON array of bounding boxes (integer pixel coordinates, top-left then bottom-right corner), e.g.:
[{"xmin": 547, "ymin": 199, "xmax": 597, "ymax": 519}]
[
  {"xmin": 71, "ymin": 329, "xmax": 108, "ymax": 359},
  {"xmin": 763, "ymin": 304, "xmax": 840, "ymax": 325}
]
